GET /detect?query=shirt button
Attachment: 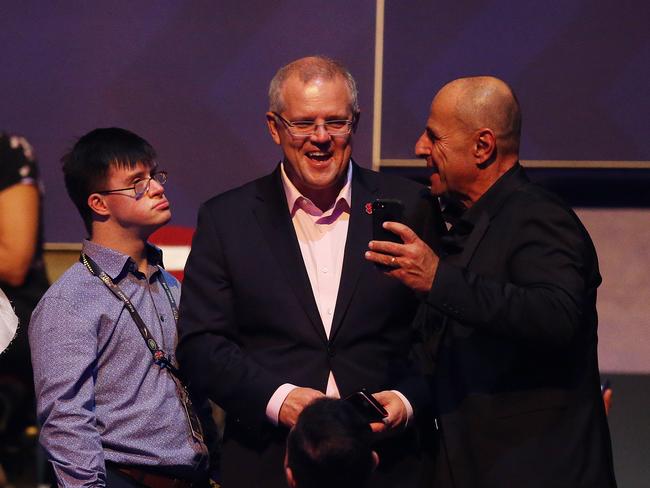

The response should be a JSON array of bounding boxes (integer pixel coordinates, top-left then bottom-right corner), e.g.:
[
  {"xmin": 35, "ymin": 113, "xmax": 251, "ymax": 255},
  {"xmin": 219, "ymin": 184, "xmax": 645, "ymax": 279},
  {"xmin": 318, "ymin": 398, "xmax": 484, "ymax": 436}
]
[
  {"xmin": 327, "ymin": 308, "xmax": 333, "ymax": 315},
  {"xmin": 322, "ymin": 267, "xmax": 329, "ymax": 274}
]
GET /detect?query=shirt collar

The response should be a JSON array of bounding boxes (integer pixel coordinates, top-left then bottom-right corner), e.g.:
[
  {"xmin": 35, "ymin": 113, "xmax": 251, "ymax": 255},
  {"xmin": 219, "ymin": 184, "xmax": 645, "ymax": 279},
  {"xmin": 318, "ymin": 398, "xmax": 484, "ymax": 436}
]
[
  {"xmin": 280, "ymin": 161, "xmax": 352, "ymax": 217},
  {"xmin": 442, "ymin": 162, "xmax": 525, "ymax": 231},
  {"xmin": 81, "ymin": 239, "xmax": 164, "ymax": 281},
  {"xmin": 461, "ymin": 162, "xmax": 523, "ymax": 225}
]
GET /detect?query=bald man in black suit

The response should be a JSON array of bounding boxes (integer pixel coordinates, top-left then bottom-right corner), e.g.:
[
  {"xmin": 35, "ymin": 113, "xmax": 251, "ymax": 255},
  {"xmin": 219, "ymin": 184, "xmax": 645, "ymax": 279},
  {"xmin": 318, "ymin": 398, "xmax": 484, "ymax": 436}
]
[{"xmin": 366, "ymin": 76, "xmax": 617, "ymax": 487}]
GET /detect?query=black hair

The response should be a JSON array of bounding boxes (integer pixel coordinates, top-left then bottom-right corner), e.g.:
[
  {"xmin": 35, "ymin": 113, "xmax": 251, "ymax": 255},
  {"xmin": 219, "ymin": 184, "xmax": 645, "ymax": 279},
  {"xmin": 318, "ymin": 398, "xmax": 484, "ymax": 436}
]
[
  {"xmin": 61, "ymin": 127, "xmax": 156, "ymax": 234},
  {"xmin": 286, "ymin": 398, "xmax": 375, "ymax": 488}
]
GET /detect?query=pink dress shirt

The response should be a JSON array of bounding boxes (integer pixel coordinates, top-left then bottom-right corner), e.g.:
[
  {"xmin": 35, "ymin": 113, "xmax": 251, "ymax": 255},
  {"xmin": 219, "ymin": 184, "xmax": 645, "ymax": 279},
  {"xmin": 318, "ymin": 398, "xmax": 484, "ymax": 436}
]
[{"xmin": 266, "ymin": 162, "xmax": 412, "ymax": 425}]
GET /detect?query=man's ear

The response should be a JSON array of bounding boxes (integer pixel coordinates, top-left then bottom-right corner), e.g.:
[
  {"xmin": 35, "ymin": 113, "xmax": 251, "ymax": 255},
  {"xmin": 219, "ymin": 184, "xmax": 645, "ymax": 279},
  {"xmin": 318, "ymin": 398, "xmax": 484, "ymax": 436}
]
[
  {"xmin": 371, "ymin": 450, "xmax": 380, "ymax": 472},
  {"xmin": 352, "ymin": 110, "xmax": 361, "ymax": 133},
  {"xmin": 474, "ymin": 128, "xmax": 496, "ymax": 164},
  {"xmin": 266, "ymin": 112, "xmax": 282, "ymax": 145},
  {"xmin": 87, "ymin": 193, "xmax": 110, "ymax": 217}
]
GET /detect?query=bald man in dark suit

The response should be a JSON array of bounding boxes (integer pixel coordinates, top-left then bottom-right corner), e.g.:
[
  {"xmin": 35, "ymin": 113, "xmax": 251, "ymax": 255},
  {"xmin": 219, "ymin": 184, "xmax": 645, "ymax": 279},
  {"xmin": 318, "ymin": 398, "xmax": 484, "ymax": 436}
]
[{"xmin": 366, "ymin": 76, "xmax": 617, "ymax": 487}]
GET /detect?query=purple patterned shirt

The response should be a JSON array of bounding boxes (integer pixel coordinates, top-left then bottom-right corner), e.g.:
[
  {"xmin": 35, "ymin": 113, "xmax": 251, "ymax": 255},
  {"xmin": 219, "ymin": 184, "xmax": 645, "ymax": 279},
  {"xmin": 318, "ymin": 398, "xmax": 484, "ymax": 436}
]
[{"xmin": 29, "ymin": 240, "xmax": 208, "ymax": 487}]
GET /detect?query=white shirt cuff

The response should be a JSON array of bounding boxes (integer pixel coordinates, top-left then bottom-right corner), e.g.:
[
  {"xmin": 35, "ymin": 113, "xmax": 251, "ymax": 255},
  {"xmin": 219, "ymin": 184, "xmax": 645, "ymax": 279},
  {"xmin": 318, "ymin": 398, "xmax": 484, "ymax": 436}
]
[
  {"xmin": 391, "ymin": 390, "xmax": 413, "ymax": 427},
  {"xmin": 266, "ymin": 383, "xmax": 298, "ymax": 426}
]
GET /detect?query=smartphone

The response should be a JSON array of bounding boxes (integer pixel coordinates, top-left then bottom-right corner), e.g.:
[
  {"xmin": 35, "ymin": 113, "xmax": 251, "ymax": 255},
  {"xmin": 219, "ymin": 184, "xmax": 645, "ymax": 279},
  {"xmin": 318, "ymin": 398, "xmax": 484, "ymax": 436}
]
[
  {"xmin": 372, "ymin": 199, "xmax": 404, "ymax": 243},
  {"xmin": 344, "ymin": 389, "xmax": 388, "ymax": 423}
]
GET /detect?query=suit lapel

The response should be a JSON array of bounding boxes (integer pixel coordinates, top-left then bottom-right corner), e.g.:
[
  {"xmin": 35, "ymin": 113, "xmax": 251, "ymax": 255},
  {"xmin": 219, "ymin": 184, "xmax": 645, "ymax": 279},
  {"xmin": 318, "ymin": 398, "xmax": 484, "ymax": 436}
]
[
  {"xmin": 330, "ymin": 164, "xmax": 377, "ymax": 340},
  {"xmin": 428, "ymin": 207, "xmax": 489, "ymax": 363},
  {"xmin": 252, "ymin": 168, "xmax": 327, "ymax": 342},
  {"xmin": 429, "ymin": 165, "xmax": 528, "ymax": 363},
  {"xmin": 453, "ymin": 211, "xmax": 490, "ymax": 268},
  {"xmin": 448, "ymin": 163, "xmax": 529, "ymax": 268}
]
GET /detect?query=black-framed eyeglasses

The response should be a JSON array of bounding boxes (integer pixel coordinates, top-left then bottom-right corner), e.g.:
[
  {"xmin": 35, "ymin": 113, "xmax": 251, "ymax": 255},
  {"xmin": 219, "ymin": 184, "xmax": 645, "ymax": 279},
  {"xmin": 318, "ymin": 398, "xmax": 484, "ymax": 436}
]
[
  {"xmin": 96, "ymin": 171, "xmax": 168, "ymax": 199},
  {"xmin": 272, "ymin": 112, "xmax": 355, "ymax": 137}
]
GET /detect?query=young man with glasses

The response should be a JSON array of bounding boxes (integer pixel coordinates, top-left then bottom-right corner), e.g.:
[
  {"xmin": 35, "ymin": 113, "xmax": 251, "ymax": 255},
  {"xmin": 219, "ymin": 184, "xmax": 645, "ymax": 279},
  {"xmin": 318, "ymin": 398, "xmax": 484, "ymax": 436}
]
[
  {"xmin": 29, "ymin": 128, "xmax": 211, "ymax": 487},
  {"xmin": 176, "ymin": 56, "xmax": 446, "ymax": 487}
]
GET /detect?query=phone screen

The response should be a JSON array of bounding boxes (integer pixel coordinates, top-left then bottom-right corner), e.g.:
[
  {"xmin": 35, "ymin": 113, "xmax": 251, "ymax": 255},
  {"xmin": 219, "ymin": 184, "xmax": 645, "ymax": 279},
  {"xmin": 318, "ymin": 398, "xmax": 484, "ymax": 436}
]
[
  {"xmin": 372, "ymin": 199, "xmax": 404, "ymax": 243},
  {"xmin": 344, "ymin": 390, "xmax": 388, "ymax": 423}
]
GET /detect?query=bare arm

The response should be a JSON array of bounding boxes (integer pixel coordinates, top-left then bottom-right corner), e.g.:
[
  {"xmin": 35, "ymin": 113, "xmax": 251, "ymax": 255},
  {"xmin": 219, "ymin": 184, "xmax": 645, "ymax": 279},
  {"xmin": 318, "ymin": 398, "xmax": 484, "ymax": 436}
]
[{"xmin": 0, "ymin": 183, "xmax": 40, "ymax": 286}]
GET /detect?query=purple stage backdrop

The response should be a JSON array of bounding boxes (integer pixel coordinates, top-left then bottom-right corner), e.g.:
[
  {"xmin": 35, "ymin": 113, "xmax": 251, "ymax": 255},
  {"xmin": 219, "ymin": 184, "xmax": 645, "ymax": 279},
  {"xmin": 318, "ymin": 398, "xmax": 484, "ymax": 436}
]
[
  {"xmin": 2, "ymin": 0, "xmax": 648, "ymax": 367},
  {"xmin": 1, "ymin": 1, "xmax": 648, "ymax": 243},
  {"xmin": 0, "ymin": 1, "xmax": 377, "ymax": 241},
  {"xmin": 382, "ymin": 0, "xmax": 650, "ymax": 162},
  {"xmin": 1, "ymin": 2, "xmax": 649, "ymax": 483}
]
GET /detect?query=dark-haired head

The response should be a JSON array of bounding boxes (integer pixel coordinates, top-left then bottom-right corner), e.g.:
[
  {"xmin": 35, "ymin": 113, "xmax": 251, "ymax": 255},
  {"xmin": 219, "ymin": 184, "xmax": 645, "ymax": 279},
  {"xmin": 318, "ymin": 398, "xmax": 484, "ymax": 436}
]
[
  {"xmin": 61, "ymin": 127, "xmax": 156, "ymax": 234},
  {"xmin": 285, "ymin": 398, "xmax": 378, "ymax": 488}
]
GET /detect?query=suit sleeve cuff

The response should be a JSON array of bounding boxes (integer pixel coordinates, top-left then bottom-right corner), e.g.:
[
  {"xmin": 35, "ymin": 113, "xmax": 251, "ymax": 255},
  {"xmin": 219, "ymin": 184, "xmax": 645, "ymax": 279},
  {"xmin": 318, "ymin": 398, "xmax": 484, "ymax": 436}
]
[
  {"xmin": 391, "ymin": 390, "xmax": 413, "ymax": 427},
  {"xmin": 266, "ymin": 383, "xmax": 298, "ymax": 426}
]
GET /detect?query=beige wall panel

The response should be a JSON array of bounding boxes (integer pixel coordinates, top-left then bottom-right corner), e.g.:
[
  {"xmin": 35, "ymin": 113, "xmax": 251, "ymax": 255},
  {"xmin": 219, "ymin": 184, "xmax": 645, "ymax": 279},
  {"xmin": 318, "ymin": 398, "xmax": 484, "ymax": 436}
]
[{"xmin": 577, "ymin": 209, "xmax": 650, "ymax": 373}]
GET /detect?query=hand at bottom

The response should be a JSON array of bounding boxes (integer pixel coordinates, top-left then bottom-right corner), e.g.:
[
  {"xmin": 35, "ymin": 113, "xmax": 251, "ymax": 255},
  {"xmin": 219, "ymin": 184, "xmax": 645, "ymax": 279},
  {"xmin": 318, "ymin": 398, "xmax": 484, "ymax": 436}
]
[
  {"xmin": 279, "ymin": 387, "xmax": 325, "ymax": 428},
  {"xmin": 369, "ymin": 390, "xmax": 408, "ymax": 434}
]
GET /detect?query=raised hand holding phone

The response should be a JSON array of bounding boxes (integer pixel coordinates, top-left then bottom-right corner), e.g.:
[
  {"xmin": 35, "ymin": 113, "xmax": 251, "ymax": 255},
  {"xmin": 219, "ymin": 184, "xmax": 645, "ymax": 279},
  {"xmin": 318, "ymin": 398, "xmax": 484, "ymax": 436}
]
[{"xmin": 372, "ymin": 199, "xmax": 404, "ymax": 244}]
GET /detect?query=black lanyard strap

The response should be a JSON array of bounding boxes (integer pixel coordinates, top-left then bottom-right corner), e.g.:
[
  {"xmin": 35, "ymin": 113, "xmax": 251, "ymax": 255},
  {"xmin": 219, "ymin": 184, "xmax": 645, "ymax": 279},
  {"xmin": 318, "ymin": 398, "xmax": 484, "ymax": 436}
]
[
  {"xmin": 80, "ymin": 252, "xmax": 179, "ymax": 373},
  {"xmin": 80, "ymin": 251, "xmax": 204, "ymax": 443}
]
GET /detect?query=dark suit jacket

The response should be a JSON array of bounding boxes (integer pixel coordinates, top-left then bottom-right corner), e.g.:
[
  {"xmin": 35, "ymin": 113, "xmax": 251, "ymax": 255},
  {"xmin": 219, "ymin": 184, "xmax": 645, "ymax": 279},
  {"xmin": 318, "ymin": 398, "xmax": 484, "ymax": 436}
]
[
  {"xmin": 177, "ymin": 162, "xmax": 444, "ymax": 487},
  {"xmin": 419, "ymin": 164, "xmax": 616, "ymax": 487}
]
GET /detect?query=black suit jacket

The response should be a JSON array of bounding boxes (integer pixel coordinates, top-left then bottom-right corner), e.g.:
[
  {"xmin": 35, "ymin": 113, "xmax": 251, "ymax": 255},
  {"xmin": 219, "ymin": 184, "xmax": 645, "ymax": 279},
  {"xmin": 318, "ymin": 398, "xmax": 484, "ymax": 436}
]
[
  {"xmin": 177, "ymin": 162, "xmax": 444, "ymax": 487},
  {"xmin": 419, "ymin": 164, "xmax": 616, "ymax": 487}
]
